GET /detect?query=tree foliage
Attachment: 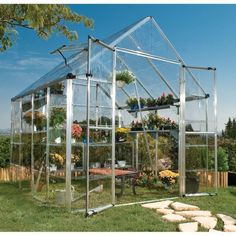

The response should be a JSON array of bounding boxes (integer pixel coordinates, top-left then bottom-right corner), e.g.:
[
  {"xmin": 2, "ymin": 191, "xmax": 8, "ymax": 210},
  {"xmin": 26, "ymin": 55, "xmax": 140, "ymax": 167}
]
[
  {"xmin": 0, "ymin": 4, "xmax": 93, "ymax": 52},
  {"xmin": 223, "ymin": 117, "xmax": 236, "ymax": 139},
  {"xmin": 0, "ymin": 136, "xmax": 10, "ymax": 168}
]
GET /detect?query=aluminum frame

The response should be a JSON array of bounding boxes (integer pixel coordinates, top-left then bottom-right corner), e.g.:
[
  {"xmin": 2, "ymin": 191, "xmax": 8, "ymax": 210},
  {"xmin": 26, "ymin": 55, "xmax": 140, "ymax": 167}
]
[{"xmin": 10, "ymin": 16, "xmax": 218, "ymax": 214}]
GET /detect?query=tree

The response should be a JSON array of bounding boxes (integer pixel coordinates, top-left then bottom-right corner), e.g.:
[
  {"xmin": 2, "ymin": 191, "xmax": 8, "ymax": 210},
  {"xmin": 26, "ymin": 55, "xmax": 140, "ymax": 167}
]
[{"xmin": 0, "ymin": 4, "xmax": 93, "ymax": 52}]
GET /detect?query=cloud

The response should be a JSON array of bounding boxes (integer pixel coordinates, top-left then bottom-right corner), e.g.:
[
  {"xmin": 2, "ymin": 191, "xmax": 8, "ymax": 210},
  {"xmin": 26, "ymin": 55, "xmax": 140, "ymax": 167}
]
[{"xmin": 0, "ymin": 54, "xmax": 62, "ymax": 72}]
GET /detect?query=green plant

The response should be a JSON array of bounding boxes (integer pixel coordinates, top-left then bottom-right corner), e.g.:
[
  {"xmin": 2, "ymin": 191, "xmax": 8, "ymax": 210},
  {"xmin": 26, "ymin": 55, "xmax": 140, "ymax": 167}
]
[
  {"xmin": 116, "ymin": 70, "xmax": 135, "ymax": 84},
  {"xmin": 146, "ymin": 98, "xmax": 157, "ymax": 107},
  {"xmin": 50, "ymin": 83, "xmax": 65, "ymax": 94},
  {"xmin": 50, "ymin": 107, "xmax": 66, "ymax": 128},
  {"xmin": 130, "ymin": 120, "xmax": 143, "ymax": 131},
  {"xmin": 0, "ymin": 136, "xmax": 10, "ymax": 168},
  {"xmin": 139, "ymin": 97, "xmax": 146, "ymax": 107},
  {"xmin": 126, "ymin": 97, "xmax": 138, "ymax": 108},
  {"xmin": 218, "ymin": 147, "xmax": 229, "ymax": 171}
]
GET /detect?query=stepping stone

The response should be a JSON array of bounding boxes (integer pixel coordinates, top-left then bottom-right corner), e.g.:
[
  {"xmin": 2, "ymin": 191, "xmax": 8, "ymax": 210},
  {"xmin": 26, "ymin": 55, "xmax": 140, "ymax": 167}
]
[
  {"xmin": 217, "ymin": 214, "xmax": 236, "ymax": 225},
  {"xmin": 156, "ymin": 208, "xmax": 174, "ymax": 215},
  {"xmin": 162, "ymin": 214, "xmax": 187, "ymax": 223},
  {"xmin": 192, "ymin": 216, "xmax": 217, "ymax": 229},
  {"xmin": 142, "ymin": 200, "xmax": 173, "ymax": 209},
  {"xmin": 209, "ymin": 229, "xmax": 222, "ymax": 232},
  {"xmin": 178, "ymin": 222, "xmax": 198, "ymax": 232},
  {"xmin": 175, "ymin": 210, "xmax": 212, "ymax": 218},
  {"xmin": 224, "ymin": 225, "xmax": 236, "ymax": 232},
  {"xmin": 171, "ymin": 202, "xmax": 200, "ymax": 211}
]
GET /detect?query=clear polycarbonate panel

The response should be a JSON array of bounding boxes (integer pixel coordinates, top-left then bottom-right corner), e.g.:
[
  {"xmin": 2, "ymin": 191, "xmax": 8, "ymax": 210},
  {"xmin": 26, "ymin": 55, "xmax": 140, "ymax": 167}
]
[
  {"xmin": 85, "ymin": 41, "xmax": 114, "ymax": 210},
  {"xmin": 104, "ymin": 16, "xmax": 179, "ymax": 62},
  {"xmin": 13, "ymin": 49, "xmax": 87, "ymax": 100},
  {"xmin": 43, "ymin": 81, "xmax": 67, "ymax": 205},
  {"xmin": 184, "ymin": 68, "xmax": 216, "ymax": 195}
]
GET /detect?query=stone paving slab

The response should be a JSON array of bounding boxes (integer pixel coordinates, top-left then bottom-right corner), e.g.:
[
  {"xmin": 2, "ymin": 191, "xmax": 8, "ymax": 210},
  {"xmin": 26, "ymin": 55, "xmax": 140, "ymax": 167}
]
[
  {"xmin": 171, "ymin": 202, "xmax": 200, "ymax": 211},
  {"xmin": 156, "ymin": 208, "xmax": 174, "ymax": 215},
  {"xmin": 217, "ymin": 214, "xmax": 236, "ymax": 225},
  {"xmin": 175, "ymin": 210, "xmax": 212, "ymax": 218},
  {"xmin": 192, "ymin": 216, "xmax": 217, "ymax": 229},
  {"xmin": 162, "ymin": 213, "xmax": 187, "ymax": 223},
  {"xmin": 224, "ymin": 225, "xmax": 236, "ymax": 232},
  {"xmin": 178, "ymin": 222, "xmax": 198, "ymax": 232},
  {"xmin": 142, "ymin": 200, "xmax": 173, "ymax": 209}
]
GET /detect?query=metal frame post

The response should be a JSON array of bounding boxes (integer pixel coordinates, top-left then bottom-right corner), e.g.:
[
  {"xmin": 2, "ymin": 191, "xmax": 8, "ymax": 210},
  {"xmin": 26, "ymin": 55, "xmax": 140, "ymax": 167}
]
[
  {"xmin": 179, "ymin": 65, "xmax": 186, "ymax": 196},
  {"xmin": 111, "ymin": 48, "xmax": 117, "ymax": 205},
  {"xmin": 66, "ymin": 78, "xmax": 73, "ymax": 210},
  {"xmin": 205, "ymin": 98, "xmax": 209, "ymax": 191},
  {"xmin": 10, "ymin": 102, "xmax": 14, "ymax": 170},
  {"xmin": 213, "ymin": 69, "xmax": 218, "ymax": 194},
  {"xmin": 31, "ymin": 94, "xmax": 35, "ymax": 195},
  {"xmin": 45, "ymin": 87, "xmax": 50, "ymax": 201},
  {"xmin": 18, "ymin": 98, "xmax": 23, "ymax": 189},
  {"xmin": 155, "ymin": 131, "xmax": 158, "ymax": 177},
  {"xmin": 85, "ymin": 36, "xmax": 92, "ymax": 216},
  {"xmin": 135, "ymin": 134, "xmax": 139, "ymax": 170}
]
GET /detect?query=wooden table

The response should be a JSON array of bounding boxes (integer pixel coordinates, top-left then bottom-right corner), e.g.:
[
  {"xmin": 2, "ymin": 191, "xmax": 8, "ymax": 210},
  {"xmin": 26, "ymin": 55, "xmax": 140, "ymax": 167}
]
[{"xmin": 89, "ymin": 168, "xmax": 138, "ymax": 196}]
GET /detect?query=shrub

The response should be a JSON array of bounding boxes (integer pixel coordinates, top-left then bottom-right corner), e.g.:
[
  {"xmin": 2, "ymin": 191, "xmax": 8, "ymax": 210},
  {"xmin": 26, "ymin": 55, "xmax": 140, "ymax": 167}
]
[
  {"xmin": 0, "ymin": 136, "xmax": 10, "ymax": 168},
  {"xmin": 217, "ymin": 147, "xmax": 229, "ymax": 171}
]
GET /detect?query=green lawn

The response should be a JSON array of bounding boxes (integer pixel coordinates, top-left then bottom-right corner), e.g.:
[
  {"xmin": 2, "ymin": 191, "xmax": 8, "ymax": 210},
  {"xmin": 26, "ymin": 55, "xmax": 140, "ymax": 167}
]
[{"xmin": 0, "ymin": 182, "xmax": 235, "ymax": 231}]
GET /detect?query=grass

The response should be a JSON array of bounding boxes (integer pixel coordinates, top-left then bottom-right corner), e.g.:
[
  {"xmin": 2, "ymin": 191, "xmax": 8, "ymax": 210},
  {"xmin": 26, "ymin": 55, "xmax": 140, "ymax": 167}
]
[{"xmin": 0, "ymin": 181, "xmax": 235, "ymax": 231}]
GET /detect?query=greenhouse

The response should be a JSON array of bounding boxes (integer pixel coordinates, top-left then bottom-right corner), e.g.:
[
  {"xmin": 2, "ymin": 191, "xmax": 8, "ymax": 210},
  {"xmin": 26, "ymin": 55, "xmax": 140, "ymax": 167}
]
[{"xmin": 10, "ymin": 16, "xmax": 217, "ymax": 216}]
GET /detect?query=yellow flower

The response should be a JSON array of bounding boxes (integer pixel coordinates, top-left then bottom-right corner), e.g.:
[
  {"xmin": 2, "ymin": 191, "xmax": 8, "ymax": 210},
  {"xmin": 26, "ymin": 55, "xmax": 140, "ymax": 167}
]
[{"xmin": 116, "ymin": 127, "xmax": 130, "ymax": 133}]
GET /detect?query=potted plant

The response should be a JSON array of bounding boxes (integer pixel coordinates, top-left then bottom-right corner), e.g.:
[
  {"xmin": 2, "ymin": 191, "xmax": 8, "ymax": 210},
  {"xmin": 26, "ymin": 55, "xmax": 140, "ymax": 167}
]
[
  {"xmin": 50, "ymin": 107, "xmax": 66, "ymax": 143},
  {"xmin": 185, "ymin": 171, "xmax": 200, "ymax": 193},
  {"xmin": 71, "ymin": 121, "xmax": 82, "ymax": 143},
  {"xmin": 126, "ymin": 97, "xmax": 138, "ymax": 110},
  {"xmin": 139, "ymin": 97, "xmax": 146, "ymax": 108},
  {"xmin": 166, "ymin": 93, "xmax": 175, "ymax": 105},
  {"xmin": 115, "ymin": 127, "xmax": 130, "ymax": 142},
  {"xmin": 130, "ymin": 120, "xmax": 143, "ymax": 131},
  {"xmin": 146, "ymin": 98, "xmax": 157, "ymax": 108},
  {"xmin": 116, "ymin": 70, "xmax": 135, "ymax": 88},
  {"xmin": 159, "ymin": 169, "xmax": 179, "ymax": 190},
  {"xmin": 50, "ymin": 82, "xmax": 65, "ymax": 95}
]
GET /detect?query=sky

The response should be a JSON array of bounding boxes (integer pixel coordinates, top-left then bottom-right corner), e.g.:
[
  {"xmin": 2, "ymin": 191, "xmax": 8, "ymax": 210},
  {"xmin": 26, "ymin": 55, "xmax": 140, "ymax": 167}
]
[{"xmin": 0, "ymin": 4, "xmax": 236, "ymax": 131}]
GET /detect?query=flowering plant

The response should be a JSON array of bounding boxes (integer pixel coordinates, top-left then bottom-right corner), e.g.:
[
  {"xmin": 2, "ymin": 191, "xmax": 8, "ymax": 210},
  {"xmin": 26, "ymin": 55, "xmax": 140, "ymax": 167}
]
[
  {"xmin": 134, "ymin": 171, "xmax": 162, "ymax": 189},
  {"xmin": 71, "ymin": 154, "xmax": 80, "ymax": 164},
  {"xmin": 116, "ymin": 127, "xmax": 130, "ymax": 133},
  {"xmin": 23, "ymin": 111, "xmax": 46, "ymax": 130},
  {"xmin": 50, "ymin": 153, "xmax": 64, "ymax": 166},
  {"xmin": 72, "ymin": 123, "xmax": 82, "ymax": 139},
  {"xmin": 116, "ymin": 70, "xmax": 135, "ymax": 84},
  {"xmin": 156, "ymin": 93, "xmax": 175, "ymax": 106},
  {"xmin": 159, "ymin": 170, "xmax": 179, "ymax": 187},
  {"xmin": 116, "ymin": 127, "xmax": 130, "ymax": 142},
  {"xmin": 131, "ymin": 120, "xmax": 143, "ymax": 131}
]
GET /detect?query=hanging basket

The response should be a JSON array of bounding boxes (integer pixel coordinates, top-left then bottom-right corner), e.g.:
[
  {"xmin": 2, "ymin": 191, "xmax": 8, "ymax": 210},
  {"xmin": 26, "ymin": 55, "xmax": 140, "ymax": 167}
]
[{"xmin": 116, "ymin": 80, "xmax": 126, "ymax": 88}]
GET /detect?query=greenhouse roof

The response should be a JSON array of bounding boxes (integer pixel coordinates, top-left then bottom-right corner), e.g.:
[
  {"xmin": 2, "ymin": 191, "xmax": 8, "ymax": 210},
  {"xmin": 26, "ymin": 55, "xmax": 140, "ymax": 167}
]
[{"xmin": 12, "ymin": 16, "xmax": 205, "ymax": 101}]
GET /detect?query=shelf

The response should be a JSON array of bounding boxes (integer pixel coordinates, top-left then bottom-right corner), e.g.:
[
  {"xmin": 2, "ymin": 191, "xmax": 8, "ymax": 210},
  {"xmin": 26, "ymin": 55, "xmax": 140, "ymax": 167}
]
[
  {"xmin": 129, "ymin": 129, "xmax": 177, "ymax": 134},
  {"xmin": 127, "ymin": 104, "xmax": 174, "ymax": 113}
]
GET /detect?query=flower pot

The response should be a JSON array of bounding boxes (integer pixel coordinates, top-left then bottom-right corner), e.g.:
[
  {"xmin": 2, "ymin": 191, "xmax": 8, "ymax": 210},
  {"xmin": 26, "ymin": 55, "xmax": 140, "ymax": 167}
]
[
  {"xmin": 116, "ymin": 80, "xmax": 126, "ymax": 88},
  {"xmin": 71, "ymin": 163, "xmax": 75, "ymax": 170},
  {"xmin": 186, "ymin": 178, "xmax": 200, "ymax": 193},
  {"xmin": 55, "ymin": 137, "xmax": 61, "ymax": 144},
  {"xmin": 50, "ymin": 164, "xmax": 57, "ymax": 172}
]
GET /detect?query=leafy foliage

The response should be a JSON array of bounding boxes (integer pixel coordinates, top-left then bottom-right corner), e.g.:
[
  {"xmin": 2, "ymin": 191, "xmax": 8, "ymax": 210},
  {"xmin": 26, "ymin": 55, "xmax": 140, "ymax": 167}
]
[
  {"xmin": 0, "ymin": 135, "xmax": 10, "ymax": 168},
  {"xmin": 116, "ymin": 70, "xmax": 135, "ymax": 84},
  {"xmin": 0, "ymin": 4, "xmax": 93, "ymax": 52},
  {"xmin": 217, "ymin": 147, "xmax": 229, "ymax": 171}
]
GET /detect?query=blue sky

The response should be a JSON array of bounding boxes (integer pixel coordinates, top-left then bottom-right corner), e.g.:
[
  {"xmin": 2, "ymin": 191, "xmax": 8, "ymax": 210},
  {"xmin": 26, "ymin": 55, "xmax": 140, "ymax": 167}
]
[{"xmin": 0, "ymin": 4, "xmax": 236, "ymax": 130}]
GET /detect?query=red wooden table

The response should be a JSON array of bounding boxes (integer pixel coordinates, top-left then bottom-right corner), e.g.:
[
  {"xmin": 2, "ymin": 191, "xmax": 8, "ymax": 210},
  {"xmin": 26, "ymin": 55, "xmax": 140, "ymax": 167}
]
[{"xmin": 89, "ymin": 168, "xmax": 138, "ymax": 196}]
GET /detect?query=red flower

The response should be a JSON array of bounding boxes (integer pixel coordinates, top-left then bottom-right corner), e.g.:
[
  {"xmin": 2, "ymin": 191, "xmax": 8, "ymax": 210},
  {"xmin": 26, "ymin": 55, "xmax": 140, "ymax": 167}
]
[{"xmin": 72, "ymin": 124, "xmax": 82, "ymax": 139}]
